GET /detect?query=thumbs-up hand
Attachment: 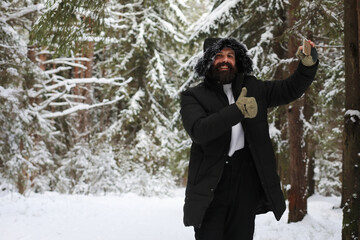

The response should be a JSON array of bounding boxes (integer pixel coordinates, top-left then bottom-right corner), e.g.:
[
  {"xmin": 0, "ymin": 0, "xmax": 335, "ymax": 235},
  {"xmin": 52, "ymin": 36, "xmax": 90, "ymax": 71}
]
[{"xmin": 236, "ymin": 87, "xmax": 258, "ymax": 118}]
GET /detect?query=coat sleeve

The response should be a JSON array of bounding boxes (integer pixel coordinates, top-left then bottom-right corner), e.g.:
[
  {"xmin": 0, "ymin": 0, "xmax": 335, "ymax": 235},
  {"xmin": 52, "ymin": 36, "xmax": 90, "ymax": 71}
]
[
  {"xmin": 180, "ymin": 89, "xmax": 244, "ymax": 145},
  {"xmin": 263, "ymin": 61, "xmax": 319, "ymax": 108}
]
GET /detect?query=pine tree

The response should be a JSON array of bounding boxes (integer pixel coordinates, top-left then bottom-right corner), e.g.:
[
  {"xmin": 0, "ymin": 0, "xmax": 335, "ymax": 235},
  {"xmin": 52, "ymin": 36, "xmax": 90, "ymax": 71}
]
[
  {"xmin": 92, "ymin": 0, "xmax": 190, "ymax": 181},
  {"xmin": 29, "ymin": 0, "xmax": 192, "ymax": 193},
  {"xmin": 0, "ymin": 0, "xmax": 59, "ymax": 194}
]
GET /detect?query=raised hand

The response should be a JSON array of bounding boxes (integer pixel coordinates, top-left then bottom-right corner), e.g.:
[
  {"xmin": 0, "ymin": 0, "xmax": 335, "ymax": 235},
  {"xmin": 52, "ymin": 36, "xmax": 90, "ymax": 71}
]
[{"xmin": 296, "ymin": 39, "xmax": 318, "ymax": 67}]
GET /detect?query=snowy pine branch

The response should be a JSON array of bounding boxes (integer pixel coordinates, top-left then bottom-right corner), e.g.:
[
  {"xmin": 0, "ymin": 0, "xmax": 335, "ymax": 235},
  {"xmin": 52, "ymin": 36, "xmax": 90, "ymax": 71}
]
[
  {"xmin": 40, "ymin": 96, "xmax": 124, "ymax": 119},
  {"xmin": 188, "ymin": 0, "xmax": 241, "ymax": 40},
  {"xmin": 0, "ymin": 4, "xmax": 45, "ymax": 23},
  {"xmin": 29, "ymin": 77, "xmax": 132, "ymax": 98}
]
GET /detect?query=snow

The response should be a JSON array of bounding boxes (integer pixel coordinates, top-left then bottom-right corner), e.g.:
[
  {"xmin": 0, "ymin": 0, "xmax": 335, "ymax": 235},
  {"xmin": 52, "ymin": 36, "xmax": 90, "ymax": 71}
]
[
  {"xmin": 268, "ymin": 122, "xmax": 281, "ymax": 139},
  {"xmin": 40, "ymin": 96, "xmax": 124, "ymax": 119},
  {"xmin": 345, "ymin": 109, "xmax": 360, "ymax": 123},
  {"xmin": 0, "ymin": 4, "xmax": 44, "ymax": 23},
  {"xmin": 169, "ymin": 0, "xmax": 189, "ymax": 24},
  {"xmin": 29, "ymin": 77, "xmax": 132, "ymax": 99},
  {"xmin": 0, "ymin": 189, "xmax": 342, "ymax": 240},
  {"xmin": 0, "ymin": 86, "xmax": 20, "ymax": 102},
  {"xmin": 6, "ymin": 68, "xmax": 19, "ymax": 76},
  {"xmin": 189, "ymin": 0, "xmax": 241, "ymax": 39}
]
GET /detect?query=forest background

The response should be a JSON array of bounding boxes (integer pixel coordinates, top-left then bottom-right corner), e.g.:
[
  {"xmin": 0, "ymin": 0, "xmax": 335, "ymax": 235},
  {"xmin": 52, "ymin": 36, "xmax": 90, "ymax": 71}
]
[{"xmin": 1, "ymin": 0, "xmax": 359, "ymax": 239}]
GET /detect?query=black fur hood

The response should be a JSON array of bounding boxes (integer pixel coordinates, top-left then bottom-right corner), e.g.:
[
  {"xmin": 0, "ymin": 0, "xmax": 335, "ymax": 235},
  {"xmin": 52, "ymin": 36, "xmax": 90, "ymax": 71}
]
[{"xmin": 194, "ymin": 38, "xmax": 253, "ymax": 77}]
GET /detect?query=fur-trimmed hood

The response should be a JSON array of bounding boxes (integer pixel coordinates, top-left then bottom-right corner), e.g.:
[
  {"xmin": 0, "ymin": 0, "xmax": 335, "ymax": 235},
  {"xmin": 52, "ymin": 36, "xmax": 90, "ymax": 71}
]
[{"xmin": 195, "ymin": 38, "xmax": 253, "ymax": 78}]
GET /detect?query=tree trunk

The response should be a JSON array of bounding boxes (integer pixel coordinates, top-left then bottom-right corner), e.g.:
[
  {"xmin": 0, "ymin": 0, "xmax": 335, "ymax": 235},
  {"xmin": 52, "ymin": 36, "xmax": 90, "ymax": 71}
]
[
  {"xmin": 304, "ymin": 88, "xmax": 316, "ymax": 197},
  {"xmin": 287, "ymin": 0, "xmax": 308, "ymax": 223},
  {"xmin": 27, "ymin": 46, "xmax": 36, "ymax": 63},
  {"xmin": 275, "ymin": 105, "xmax": 290, "ymax": 198},
  {"xmin": 287, "ymin": 98, "xmax": 307, "ymax": 223},
  {"xmin": 304, "ymin": 30, "xmax": 316, "ymax": 197},
  {"xmin": 342, "ymin": 0, "xmax": 360, "ymax": 239},
  {"xmin": 73, "ymin": 41, "xmax": 94, "ymax": 142},
  {"xmin": 272, "ymin": 7, "xmax": 290, "ymax": 198},
  {"xmin": 39, "ymin": 46, "xmax": 47, "ymax": 71},
  {"xmin": 82, "ymin": 41, "xmax": 94, "ymax": 137}
]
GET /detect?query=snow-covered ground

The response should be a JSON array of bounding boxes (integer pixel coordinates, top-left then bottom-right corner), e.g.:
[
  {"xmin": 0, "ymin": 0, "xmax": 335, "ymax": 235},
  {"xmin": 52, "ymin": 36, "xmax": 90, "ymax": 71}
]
[{"xmin": 0, "ymin": 189, "xmax": 342, "ymax": 240}]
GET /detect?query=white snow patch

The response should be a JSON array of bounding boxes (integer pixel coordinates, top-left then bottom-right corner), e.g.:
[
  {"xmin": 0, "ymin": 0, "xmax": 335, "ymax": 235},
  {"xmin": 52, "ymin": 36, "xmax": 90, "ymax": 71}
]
[
  {"xmin": 189, "ymin": 0, "xmax": 241, "ymax": 39},
  {"xmin": 0, "ymin": 189, "xmax": 342, "ymax": 240},
  {"xmin": 6, "ymin": 67, "xmax": 19, "ymax": 76},
  {"xmin": 254, "ymin": 194, "xmax": 341, "ymax": 240},
  {"xmin": 345, "ymin": 109, "xmax": 360, "ymax": 122},
  {"xmin": 268, "ymin": 122, "xmax": 281, "ymax": 139}
]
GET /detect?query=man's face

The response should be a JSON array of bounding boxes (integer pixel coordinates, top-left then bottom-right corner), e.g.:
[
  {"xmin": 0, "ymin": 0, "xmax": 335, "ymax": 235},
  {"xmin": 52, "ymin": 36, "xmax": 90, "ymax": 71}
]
[{"xmin": 210, "ymin": 47, "xmax": 237, "ymax": 84}]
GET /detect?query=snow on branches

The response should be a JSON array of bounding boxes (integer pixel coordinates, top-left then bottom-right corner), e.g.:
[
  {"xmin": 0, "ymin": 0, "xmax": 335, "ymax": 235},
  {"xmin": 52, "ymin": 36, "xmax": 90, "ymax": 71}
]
[{"xmin": 345, "ymin": 110, "xmax": 360, "ymax": 123}]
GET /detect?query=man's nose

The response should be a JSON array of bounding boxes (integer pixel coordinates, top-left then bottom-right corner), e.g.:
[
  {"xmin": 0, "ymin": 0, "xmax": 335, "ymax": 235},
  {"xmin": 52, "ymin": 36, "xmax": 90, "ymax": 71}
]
[{"xmin": 222, "ymin": 56, "xmax": 229, "ymax": 63}]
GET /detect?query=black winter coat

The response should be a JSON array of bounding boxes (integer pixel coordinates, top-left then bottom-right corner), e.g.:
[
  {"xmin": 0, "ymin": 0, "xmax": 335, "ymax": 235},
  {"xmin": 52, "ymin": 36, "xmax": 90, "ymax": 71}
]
[{"xmin": 180, "ymin": 61, "xmax": 318, "ymax": 228}]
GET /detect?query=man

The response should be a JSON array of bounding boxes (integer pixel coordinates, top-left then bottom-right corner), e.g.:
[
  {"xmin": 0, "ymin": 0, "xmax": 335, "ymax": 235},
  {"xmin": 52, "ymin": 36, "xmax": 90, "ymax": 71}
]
[{"xmin": 180, "ymin": 38, "xmax": 318, "ymax": 240}]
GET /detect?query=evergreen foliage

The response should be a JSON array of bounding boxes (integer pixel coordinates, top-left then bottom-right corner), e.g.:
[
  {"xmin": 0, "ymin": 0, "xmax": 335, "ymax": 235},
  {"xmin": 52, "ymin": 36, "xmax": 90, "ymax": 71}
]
[
  {"xmin": 30, "ymin": 0, "xmax": 107, "ymax": 55},
  {"xmin": 1, "ymin": 0, "xmax": 192, "ymax": 195},
  {"xmin": 0, "ymin": 0, "xmax": 58, "ymax": 194}
]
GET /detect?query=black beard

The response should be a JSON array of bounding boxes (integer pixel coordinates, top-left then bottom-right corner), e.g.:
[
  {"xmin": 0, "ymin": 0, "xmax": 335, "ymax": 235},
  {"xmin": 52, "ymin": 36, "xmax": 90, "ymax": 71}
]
[{"xmin": 209, "ymin": 62, "xmax": 237, "ymax": 84}]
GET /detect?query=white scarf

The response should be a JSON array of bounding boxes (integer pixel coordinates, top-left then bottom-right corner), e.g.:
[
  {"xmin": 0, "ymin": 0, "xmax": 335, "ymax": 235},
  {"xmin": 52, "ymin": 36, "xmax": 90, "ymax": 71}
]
[{"xmin": 223, "ymin": 84, "xmax": 245, "ymax": 156}]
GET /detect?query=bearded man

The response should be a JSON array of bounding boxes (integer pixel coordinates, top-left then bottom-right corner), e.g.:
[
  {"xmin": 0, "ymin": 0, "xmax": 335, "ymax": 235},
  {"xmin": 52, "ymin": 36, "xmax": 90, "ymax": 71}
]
[{"xmin": 180, "ymin": 38, "xmax": 318, "ymax": 240}]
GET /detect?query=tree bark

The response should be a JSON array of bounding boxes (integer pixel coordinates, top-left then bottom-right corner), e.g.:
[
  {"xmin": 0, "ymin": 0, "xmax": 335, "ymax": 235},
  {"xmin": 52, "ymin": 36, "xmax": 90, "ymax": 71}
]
[
  {"xmin": 304, "ymin": 29, "xmax": 316, "ymax": 197},
  {"xmin": 287, "ymin": 0, "xmax": 308, "ymax": 223},
  {"xmin": 272, "ymin": 6, "xmax": 290, "ymax": 198},
  {"xmin": 342, "ymin": 0, "xmax": 360, "ymax": 239},
  {"xmin": 74, "ymin": 41, "xmax": 94, "ymax": 141},
  {"xmin": 304, "ymin": 88, "xmax": 316, "ymax": 196},
  {"xmin": 287, "ymin": 98, "xmax": 308, "ymax": 223},
  {"xmin": 39, "ymin": 46, "xmax": 47, "ymax": 71}
]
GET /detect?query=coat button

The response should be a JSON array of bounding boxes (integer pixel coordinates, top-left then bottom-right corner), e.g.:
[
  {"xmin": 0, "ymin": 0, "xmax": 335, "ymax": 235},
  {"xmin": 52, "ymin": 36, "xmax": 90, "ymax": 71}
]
[
  {"xmin": 225, "ymin": 161, "xmax": 229, "ymax": 164},
  {"xmin": 210, "ymin": 188, "xmax": 214, "ymax": 192}
]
